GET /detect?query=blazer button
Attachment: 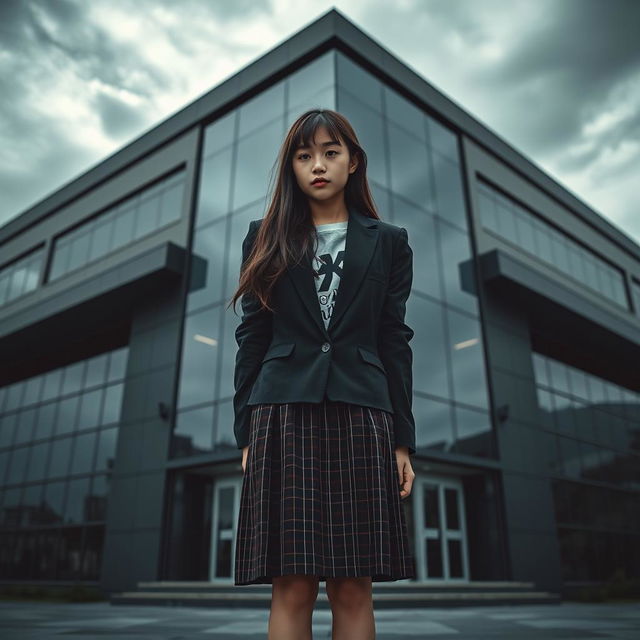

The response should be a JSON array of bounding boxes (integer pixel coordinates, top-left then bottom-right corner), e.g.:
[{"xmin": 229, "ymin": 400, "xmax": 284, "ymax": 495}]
[{"xmin": 321, "ymin": 342, "xmax": 331, "ymax": 352}]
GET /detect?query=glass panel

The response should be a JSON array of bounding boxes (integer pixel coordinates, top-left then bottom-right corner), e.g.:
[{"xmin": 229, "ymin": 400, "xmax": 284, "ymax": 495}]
[
  {"xmin": 478, "ymin": 178, "xmax": 628, "ymax": 309},
  {"xmin": 444, "ymin": 487, "xmax": 459, "ymax": 530},
  {"xmin": 337, "ymin": 90, "xmax": 387, "ymax": 188},
  {"xmin": 214, "ymin": 486, "xmax": 235, "ymax": 578},
  {"xmin": 95, "ymin": 427, "xmax": 117, "ymax": 472},
  {"xmin": 337, "ymin": 53, "xmax": 382, "ymax": 113},
  {"xmin": 102, "ymin": 383, "xmax": 124, "ymax": 426},
  {"xmin": 393, "ymin": 197, "xmax": 441, "ymax": 300},
  {"xmin": 177, "ymin": 306, "xmax": 221, "ymax": 410},
  {"xmin": 288, "ymin": 51, "xmax": 335, "ymax": 114},
  {"xmin": 64, "ymin": 477, "xmax": 91, "ymax": 524},
  {"xmin": 438, "ymin": 220, "xmax": 478, "ymax": 315},
  {"xmin": 56, "ymin": 526, "xmax": 83, "ymax": 580},
  {"xmin": 233, "ymin": 117, "xmax": 285, "ymax": 211},
  {"xmin": 426, "ymin": 538, "xmax": 443, "ymax": 578},
  {"xmin": 196, "ymin": 146, "xmax": 233, "ymax": 227},
  {"xmin": 408, "ymin": 296, "xmax": 449, "ymax": 399},
  {"xmin": 423, "ymin": 483, "xmax": 440, "ymax": 528},
  {"xmin": 432, "ymin": 151, "xmax": 466, "ymax": 230},
  {"xmin": 447, "ymin": 309, "xmax": 488, "ymax": 410},
  {"xmin": 202, "ymin": 110, "xmax": 236, "ymax": 159},
  {"xmin": 83, "ymin": 526, "xmax": 104, "ymax": 579},
  {"xmin": 448, "ymin": 539, "xmax": 463, "ymax": 577},
  {"xmin": 49, "ymin": 172, "xmax": 186, "ymax": 281},
  {"xmin": 384, "ymin": 86, "xmax": 427, "ymax": 143},
  {"xmin": 387, "ymin": 120, "xmax": 434, "ymax": 213},
  {"xmin": 172, "ymin": 405, "xmax": 214, "ymax": 458},
  {"xmin": 69, "ymin": 432, "xmax": 97, "ymax": 475},
  {"xmin": 427, "ymin": 116, "xmax": 459, "ymax": 164},
  {"xmin": 414, "ymin": 396, "xmax": 455, "ymax": 452},
  {"xmin": 237, "ymin": 81, "xmax": 285, "ymax": 138},
  {"xmin": 187, "ymin": 216, "xmax": 227, "ymax": 313}
]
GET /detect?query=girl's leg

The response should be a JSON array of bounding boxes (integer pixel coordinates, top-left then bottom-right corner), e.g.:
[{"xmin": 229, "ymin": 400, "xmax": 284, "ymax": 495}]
[
  {"xmin": 325, "ymin": 576, "xmax": 375, "ymax": 639},
  {"xmin": 269, "ymin": 574, "xmax": 320, "ymax": 640}
]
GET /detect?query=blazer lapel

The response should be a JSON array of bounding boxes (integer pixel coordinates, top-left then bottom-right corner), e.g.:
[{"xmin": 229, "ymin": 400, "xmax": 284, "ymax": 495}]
[{"xmin": 286, "ymin": 207, "xmax": 379, "ymax": 338}]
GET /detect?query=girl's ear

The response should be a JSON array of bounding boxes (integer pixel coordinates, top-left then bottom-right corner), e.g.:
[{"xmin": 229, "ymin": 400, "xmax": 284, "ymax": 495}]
[{"xmin": 349, "ymin": 151, "xmax": 359, "ymax": 174}]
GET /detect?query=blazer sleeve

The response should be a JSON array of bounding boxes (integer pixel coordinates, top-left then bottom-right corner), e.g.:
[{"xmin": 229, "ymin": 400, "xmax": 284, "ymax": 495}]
[
  {"xmin": 377, "ymin": 226, "xmax": 416, "ymax": 455},
  {"xmin": 233, "ymin": 220, "xmax": 273, "ymax": 449}
]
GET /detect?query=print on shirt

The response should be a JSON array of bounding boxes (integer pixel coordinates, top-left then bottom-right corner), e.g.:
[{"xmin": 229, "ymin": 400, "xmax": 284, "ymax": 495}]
[
  {"xmin": 312, "ymin": 220, "xmax": 348, "ymax": 329},
  {"xmin": 314, "ymin": 249, "xmax": 344, "ymax": 325}
]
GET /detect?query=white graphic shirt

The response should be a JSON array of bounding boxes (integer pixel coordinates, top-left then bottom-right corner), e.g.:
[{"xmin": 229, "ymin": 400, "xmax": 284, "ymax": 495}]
[{"xmin": 312, "ymin": 219, "xmax": 348, "ymax": 329}]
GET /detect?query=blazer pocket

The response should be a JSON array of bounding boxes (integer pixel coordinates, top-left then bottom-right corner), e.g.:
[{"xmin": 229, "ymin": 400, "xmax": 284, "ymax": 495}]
[
  {"xmin": 262, "ymin": 342, "xmax": 295, "ymax": 362},
  {"xmin": 357, "ymin": 345, "xmax": 387, "ymax": 374}
]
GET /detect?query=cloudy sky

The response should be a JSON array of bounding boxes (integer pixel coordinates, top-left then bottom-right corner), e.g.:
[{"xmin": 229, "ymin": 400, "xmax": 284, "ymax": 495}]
[{"xmin": 1, "ymin": 0, "xmax": 639, "ymax": 245}]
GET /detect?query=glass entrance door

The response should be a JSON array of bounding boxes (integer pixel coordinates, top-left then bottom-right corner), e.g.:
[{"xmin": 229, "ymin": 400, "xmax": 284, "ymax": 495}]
[
  {"xmin": 413, "ymin": 475, "xmax": 469, "ymax": 581},
  {"xmin": 209, "ymin": 476, "xmax": 243, "ymax": 582}
]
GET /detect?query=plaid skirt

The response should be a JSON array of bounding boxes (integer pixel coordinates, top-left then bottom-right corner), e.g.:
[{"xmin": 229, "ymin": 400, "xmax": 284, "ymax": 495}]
[{"xmin": 234, "ymin": 400, "xmax": 416, "ymax": 585}]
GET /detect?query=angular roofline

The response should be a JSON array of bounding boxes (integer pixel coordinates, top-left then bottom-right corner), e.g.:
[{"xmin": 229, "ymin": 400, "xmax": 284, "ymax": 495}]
[{"xmin": 2, "ymin": 7, "xmax": 638, "ymax": 260}]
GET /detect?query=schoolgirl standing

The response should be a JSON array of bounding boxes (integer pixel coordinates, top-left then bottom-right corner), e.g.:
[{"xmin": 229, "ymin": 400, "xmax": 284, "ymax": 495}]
[{"xmin": 229, "ymin": 108, "xmax": 416, "ymax": 639}]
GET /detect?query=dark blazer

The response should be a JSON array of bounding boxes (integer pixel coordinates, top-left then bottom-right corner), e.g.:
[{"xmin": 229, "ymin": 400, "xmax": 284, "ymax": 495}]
[{"xmin": 233, "ymin": 206, "xmax": 416, "ymax": 454}]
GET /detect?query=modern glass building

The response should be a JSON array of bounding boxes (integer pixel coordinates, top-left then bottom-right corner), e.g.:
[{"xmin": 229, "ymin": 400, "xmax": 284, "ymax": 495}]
[{"xmin": 1, "ymin": 9, "xmax": 638, "ymax": 598}]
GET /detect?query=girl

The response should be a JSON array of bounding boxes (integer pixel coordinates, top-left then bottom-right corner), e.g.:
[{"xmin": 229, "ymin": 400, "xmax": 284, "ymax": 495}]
[{"xmin": 229, "ymin": 108, "xmax": 416, "ymax": 639}]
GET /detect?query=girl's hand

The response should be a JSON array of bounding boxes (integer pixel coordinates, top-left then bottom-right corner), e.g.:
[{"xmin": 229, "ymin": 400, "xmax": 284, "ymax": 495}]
[
  {"xmin": 242, "ymin": 445, "xmax": 250, "ymax": 473},
  {"xmin": 395, "ymin": 446, "xmax": 414, "ymax": 500}
]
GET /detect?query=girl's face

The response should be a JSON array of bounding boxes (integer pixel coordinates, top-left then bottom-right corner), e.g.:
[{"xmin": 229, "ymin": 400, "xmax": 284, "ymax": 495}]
[{"xmin": 291, "ymin": 125, "xmax": 358, "ymax": 203}]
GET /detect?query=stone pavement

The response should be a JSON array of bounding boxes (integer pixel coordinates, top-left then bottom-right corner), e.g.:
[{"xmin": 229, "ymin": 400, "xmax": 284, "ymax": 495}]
[{"xmin": 0, "ymin": 600, "xmax": 639, "ymax": 639}]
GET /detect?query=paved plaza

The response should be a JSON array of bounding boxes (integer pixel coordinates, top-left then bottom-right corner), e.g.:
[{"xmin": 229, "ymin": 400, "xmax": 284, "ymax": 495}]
[{"xmin": 1, "ymin": 600, "xmax": 639, "ymax": 639}]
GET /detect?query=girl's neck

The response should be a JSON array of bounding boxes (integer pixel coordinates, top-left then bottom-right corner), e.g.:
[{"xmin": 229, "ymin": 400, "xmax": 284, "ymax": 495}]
[{"xmin": 311, "ymin": 210, "xmax": 350, "ymax": 226}]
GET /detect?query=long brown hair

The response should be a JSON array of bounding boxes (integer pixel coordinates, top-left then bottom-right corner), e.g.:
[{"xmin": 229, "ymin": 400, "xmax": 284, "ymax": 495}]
[{"xmin": 228, "ymin": 108, "xmax": 381, "ymax": 315}]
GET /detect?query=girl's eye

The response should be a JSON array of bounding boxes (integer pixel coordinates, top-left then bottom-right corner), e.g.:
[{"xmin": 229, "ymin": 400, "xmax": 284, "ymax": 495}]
[{"xmin": 297, "ymin": 150, "xmax": 338, "ymax": 160}]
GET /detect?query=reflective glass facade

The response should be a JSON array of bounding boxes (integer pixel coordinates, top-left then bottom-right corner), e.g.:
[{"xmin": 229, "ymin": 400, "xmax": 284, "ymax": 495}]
[
  {"xmin": 172, "ymin": 52, "xmax": 337, "ymax": 458},
  {"xmin": 0, "ymin": 347, "xmax": 128, "ymax": 579},
  {"xmin": 49, "ymin": 170, "xmax": 186, "ymax": 282},
  {"xmin": 633, "ymin": 278, "xmax": 640, "ymax": 317},
  {"xmin": 2, "ymin": 14, "xmax": 638, "ymax": 596},
  {"xmin": 0, "ymin": 247, "xmax": 43, "ymax": 307},
  {"xmin": 532, "ymin": 352, "xmax": 640, "ymax": 580},
  {"xmin": 477, "ymin": 179, "xmax": 628, "ymax": 309},
  {"xmin": 172, "ymin": 51, "xmax": 493, "ymax": 462}
]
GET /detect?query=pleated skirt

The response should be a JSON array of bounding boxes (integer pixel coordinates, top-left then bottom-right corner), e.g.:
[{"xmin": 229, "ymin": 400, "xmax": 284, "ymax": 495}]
[{"xmin": 234, "ymin": 400, "xmax": 416, "ymax": 585}]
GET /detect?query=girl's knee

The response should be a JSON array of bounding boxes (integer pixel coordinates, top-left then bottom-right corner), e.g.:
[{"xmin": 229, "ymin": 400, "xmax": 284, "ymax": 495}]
[
  {"xmin": 325, "ymin": 576, "xmax": 372, "ymax": 609},
  {"xmin": 272, "ymin": 575, "xmax": 319, "ymax": 608}
]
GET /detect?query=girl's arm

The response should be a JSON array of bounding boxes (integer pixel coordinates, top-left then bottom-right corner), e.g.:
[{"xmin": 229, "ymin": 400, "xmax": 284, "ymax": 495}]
[
  {"xmin": 233, "ymin": 221, "xmax": 273, "ymax": 449},
  {"xmin": 377, "ymin": 226, "xmax": 416, "ymax": 455}
]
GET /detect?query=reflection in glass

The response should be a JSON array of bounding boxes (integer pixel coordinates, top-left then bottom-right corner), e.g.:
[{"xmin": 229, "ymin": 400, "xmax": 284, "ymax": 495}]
[
  {"xmin": 238, "ymin": 81, "xmax": 285, "ymax": 139},
  {"xmin": 233, "ymin": 117, "xmax": 285, "ymax": 212},
  {"xmin": 288, "ymin": 51, "xmax": 335, "ymax": 115},
  {"xmin": 447, "ymin": 308, "xmax": 489, "ymax": 410},
  {"xmin": 172, "ymin": 405, "xmax": 214, "ymax": 458},
  {"xmin": 195, "ymin": 146, "xmax": 233, "ymax": 228},
  {"xmin": 437, "ymin": 220, "xmax": 478, "ymax": 315},
  {"xmin": 202, "ymin": 110, "xmax": 236, "ymax": 160},
  {"xmin": 337, "ymin": 53, "xmax": 382, "ymax": 113},
  {"xmin": 408, "ymin": 296, "xmax": 449, "ymax": 399},
  {"xmin": 177, "ymin": 306, "xmax": 221, "ymax": 410},
  {"xmin": 454, "ymin": 405, "xmax": 493, "ymax": 457},
  {"xmin": 188, "ymin": 221, "xmax": 227, "ymax": 312},
  {"xmin": 0, "ymin": 248, "xmax": 44, "ymax": 307},
  {"xmin": 478, "ymin": 179, "xmax": 628, "ymax": 309},
  {"xmin": 50, "ymin": 171, "xmax": 186, "ymax": 282},
  {"xmin": 432, "ymin": 151, "xmax": 467, "ymax": 230},
  {"xmin": 387, "ymin": 120, "xmax": 435, "ymax": 213},
  {"xmin": 413, "ymin": 395, "xmax": 455, "ymax": 452},
  {"xmin": 64, "ymin": 477, "xmax": 91, "ymax": 524},
  {"xmin": 337, "ymin": 90, "xmax": 387, "ymax": 188}
]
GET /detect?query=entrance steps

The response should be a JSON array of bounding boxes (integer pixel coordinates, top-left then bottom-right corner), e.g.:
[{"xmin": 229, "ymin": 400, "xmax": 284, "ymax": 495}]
[{"xmin": 111, "ymin": 580, "xmax": 561, "ymax": 608}]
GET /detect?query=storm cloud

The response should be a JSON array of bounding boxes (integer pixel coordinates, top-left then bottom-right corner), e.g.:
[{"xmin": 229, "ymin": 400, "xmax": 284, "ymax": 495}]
[{"xmin": 0, "ymin": 0, "xmax": 638, "ymax": 244}]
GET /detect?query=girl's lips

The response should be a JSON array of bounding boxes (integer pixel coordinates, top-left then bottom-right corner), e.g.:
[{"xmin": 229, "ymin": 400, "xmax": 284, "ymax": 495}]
[{"xmin": 312, "ymin": 180, "xmax": 329, "ymax": 187}]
